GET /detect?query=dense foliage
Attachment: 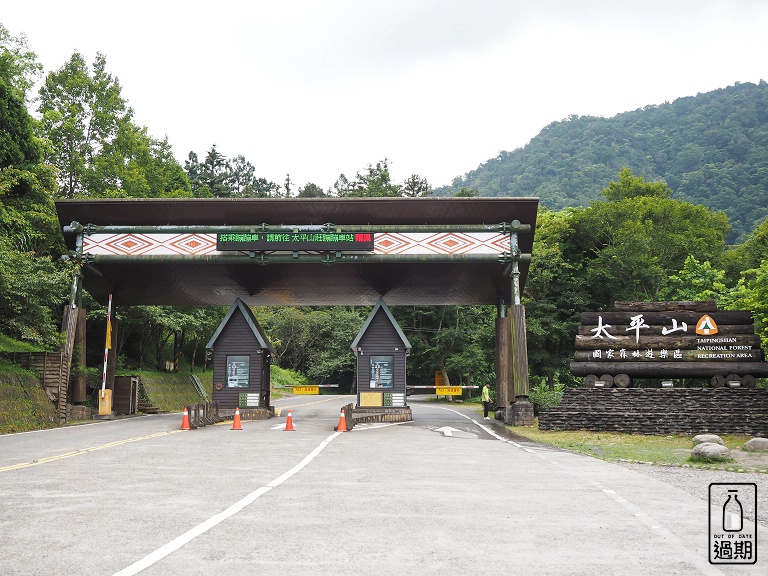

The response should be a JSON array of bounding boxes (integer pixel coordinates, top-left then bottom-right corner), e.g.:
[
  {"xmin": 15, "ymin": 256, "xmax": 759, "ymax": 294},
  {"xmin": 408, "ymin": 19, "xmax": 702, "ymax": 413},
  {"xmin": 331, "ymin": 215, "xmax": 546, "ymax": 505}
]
[{"xmin": 437, "ymin": 81, "xmax": 768, "ymax": 242}]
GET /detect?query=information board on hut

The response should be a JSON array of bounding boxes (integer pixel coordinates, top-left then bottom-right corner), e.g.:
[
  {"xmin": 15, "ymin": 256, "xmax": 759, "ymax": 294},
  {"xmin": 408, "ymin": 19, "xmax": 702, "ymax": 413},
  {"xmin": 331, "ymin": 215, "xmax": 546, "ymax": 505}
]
[{"xmin": 570, "ymin": 301, "xmax": 768, "ymax": 387}]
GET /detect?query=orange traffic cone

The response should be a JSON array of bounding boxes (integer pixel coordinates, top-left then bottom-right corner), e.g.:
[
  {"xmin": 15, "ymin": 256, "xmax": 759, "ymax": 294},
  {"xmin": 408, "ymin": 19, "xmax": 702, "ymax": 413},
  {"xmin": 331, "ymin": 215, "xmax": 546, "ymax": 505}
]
[
  {"xmin": 336, "ymin": 408, "xmax": 347, "ymax": 432},
  {"xmin": 232, "ymin": 407, "xmax": 243, "ymax": 430},
  {"xmin": 180, "ymin": 406, "xmax": 191, "ymax": 431},
  {"xmin": 284, "ymin": 410, "xmax": 295, "ymax": 431}
]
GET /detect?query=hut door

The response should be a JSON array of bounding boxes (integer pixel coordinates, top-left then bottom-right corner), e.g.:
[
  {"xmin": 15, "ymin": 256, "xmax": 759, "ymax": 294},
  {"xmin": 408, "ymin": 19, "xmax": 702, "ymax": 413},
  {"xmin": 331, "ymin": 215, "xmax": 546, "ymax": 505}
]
[{"xmin": 261, "ymin": 357, "xmax": 270, "ymax": 407}]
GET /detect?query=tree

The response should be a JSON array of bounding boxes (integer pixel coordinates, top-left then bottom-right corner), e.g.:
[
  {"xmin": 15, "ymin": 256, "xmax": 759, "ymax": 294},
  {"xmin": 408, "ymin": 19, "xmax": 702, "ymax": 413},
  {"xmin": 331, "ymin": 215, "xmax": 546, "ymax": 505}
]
[
  {"xmin": 331, "ymin": 173, "xmax": 353, "ymax": 197},
  {"xmin": 38, "ymin": 52, "xmax": 133, "ymax": 197},
  {"xmin": 402, "ymin": 174, "xmax": 431, "ymax": 197},
  {"xmin": 200, "ymin": 145, "xmax": 230, "ymax": 197},
  {"xmin": 0, "ymin": 24, "xmax": 43, "ymax": 99},
  {"xmin": 0, "ymin": 163, "xmax": 62, "ymax": 256},
  {"xmin": 297, "ymin": 182, "xmax": 326, "ymax": 198},
  {"xmin": 248, "ymin": 176, "xmax": 281, "ymax": 198},
  {"xmin": 0, "ymin": 235, "xmax": 68, "ymax": 348},
  {"xmin": 227, "ymin": 154, "xmax": 256, "ymax": 197},
  {"xmin": 720, "ymin": 261, "xmax": 768, "ymax": 351},
  {"xmin": 38, "ymin": 51, "xmax": 188, "ymax": 199},
  {"xmin": 659, "ymin": 256, "xmax": 728, "ymax": 302},
  {"xmin": 255, "ymin": 307, "xmax": 326, "ymax": 372},
  {"xmin": 185, "ymin": 148, "xmax": 280, "ymax": 198},
  {"xmin": 335, "ymin": 159, "xmax": 402, "ymax": 197},
  {"xmin": 180, "ymin": 307, "xmax": 225, "ymax": 371},
  {"xmin": 563, "ymin": 170, "xmax": 730, "ymax": 305},
  {"xmin": 113, "ymin": 305, "xmax": 198, "ymax": 370},
  {"xmin": 0, "ymin": 27, "xmax": 43, "ymax": 191},
  {"xmin": 0, "ymin": 77, "xmax": 41, "ymax": 171},
  {"xmin": 729, "ymin": 216, "xmax": 768, "ymax": 273},
  {"xmin": 301, "ymin": 307, "xmax": 366, "ymax": 387},
  {"xmin": 601, "ymin": 167, "xmax": 673, "ymax": 201},
  {"xmin": 393, "ymin": 305, "xmax": 496, "ymax": 389},
  {"xmin": 0, "ymin": 26, "xmax": 68, "ymax": 348},
  {"xmin": 522, "ymin": 208, "xmax": 588, "ymax": 388},
  {"xmin": 149, "ymin": 137, "xmax": 192, "ymax": 197},
  {"xmin": 184, "ymin": 151, "xmax": 209, "ymax": 197}
]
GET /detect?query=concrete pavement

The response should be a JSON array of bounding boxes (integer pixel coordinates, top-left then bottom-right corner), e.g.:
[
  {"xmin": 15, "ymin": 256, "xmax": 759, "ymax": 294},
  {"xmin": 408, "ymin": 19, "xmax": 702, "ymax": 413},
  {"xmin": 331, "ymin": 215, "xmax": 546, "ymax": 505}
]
[{"xmin": 0, "ymin": 395, "xmax": 763, "ymax": 575}]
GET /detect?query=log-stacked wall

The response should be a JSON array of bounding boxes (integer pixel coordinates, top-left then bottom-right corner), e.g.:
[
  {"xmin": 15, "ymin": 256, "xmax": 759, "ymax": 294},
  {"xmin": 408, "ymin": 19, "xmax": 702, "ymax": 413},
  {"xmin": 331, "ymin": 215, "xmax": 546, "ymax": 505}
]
[{"xmin": 570, "ymin": 301, "xmax": 768, "ymax": 383}]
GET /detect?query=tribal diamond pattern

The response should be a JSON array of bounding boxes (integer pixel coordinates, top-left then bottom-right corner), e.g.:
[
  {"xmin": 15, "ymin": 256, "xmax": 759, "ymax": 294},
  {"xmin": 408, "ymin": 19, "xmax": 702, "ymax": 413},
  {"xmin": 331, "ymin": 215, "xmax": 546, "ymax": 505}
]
[
  {"xmin": 375, "ymin": 233, "xmax": 509, "ymax": 255},
  {"xmin": 84, "ymin": 234, "xmax": 218, "ymax": 256},
  {"xmin": 84, "ymin": 232, "xmax": 509, "ymax": 256}
]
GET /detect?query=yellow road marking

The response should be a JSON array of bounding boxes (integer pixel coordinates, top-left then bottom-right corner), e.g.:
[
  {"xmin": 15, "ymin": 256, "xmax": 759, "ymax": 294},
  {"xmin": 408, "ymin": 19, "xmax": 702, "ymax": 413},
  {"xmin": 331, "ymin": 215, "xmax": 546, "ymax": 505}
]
[
  {"xmin": 0, "ymin": 430, "xmax": 182, "ymax": 473},
  {"xmin": 3, "ymin": 397, "xmax": 355, "ymax": 470},
  {"xmin": 271, "ymin": 395, "xmax": 353, "ymax": 417}
]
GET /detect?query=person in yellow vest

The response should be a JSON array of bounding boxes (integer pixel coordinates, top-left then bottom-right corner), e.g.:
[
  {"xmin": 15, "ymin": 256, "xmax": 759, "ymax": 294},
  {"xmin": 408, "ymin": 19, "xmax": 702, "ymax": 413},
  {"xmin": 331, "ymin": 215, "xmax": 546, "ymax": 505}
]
[{"xmin": 482, "ymin": 382, "xmax": 492, "ymax": 420}]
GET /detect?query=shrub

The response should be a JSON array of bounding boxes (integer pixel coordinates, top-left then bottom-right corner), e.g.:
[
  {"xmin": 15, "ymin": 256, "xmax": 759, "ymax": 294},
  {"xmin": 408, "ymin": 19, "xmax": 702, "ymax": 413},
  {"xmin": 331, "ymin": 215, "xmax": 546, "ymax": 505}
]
[{"xmin": 528, "ymin": 382, "xmax": 565, "ymax": 414}]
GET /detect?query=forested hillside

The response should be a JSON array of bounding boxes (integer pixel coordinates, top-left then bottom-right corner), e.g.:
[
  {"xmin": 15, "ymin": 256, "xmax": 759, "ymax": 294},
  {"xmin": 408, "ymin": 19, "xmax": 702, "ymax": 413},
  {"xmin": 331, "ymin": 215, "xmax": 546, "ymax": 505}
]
[{"xmin": 437, "ymin": 81, "xmax": 768, "ymax": 242}]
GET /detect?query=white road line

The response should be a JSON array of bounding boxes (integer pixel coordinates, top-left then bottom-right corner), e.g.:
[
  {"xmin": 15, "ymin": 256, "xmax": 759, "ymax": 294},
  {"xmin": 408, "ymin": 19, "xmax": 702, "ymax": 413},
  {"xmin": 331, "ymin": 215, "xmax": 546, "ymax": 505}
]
[
  {"xmin": 420, "ymin": 404, "xmax": 538, "ymax": 452},
  {"xmin": 351, "ymin": 422, "xmax": 406, "ymax": 431},
  {"xmin": 112, "ymin": 431, "xmax": 341, "ymax": 576},
  {"xmin": 416, "ymin": 403, "xmax": 728, "ymax": 574},
  {"xmin": 586, "ymin": 480, "xmax": 727, "ymax": 576}
]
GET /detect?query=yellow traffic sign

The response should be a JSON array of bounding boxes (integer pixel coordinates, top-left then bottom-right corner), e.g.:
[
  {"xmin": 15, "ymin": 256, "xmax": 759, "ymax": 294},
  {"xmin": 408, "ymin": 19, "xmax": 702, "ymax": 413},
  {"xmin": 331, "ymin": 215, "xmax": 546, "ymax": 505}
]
[
  {"xmin": 436, "ymin": 386, "xmax": 462, "ymax": 396},
  {"xmin": 293, "ymin": 386, "xmax": 320, "ymax": 395}
]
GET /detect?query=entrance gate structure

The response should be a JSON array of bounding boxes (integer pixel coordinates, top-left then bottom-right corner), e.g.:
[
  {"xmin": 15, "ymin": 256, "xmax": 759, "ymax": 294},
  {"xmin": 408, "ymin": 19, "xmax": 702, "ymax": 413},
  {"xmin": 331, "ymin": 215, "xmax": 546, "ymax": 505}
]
[{"xmin": 56, "ymin": 197, "xmax": 538, "ymax": 423}]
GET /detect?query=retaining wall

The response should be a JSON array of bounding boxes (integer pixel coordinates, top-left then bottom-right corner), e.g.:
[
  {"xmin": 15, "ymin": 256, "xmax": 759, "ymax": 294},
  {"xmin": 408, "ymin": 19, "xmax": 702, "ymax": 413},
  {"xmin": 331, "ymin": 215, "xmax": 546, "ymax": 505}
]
[{"xmin": 538, "ymin": 388, "xmax": 768, "ymax": 436}]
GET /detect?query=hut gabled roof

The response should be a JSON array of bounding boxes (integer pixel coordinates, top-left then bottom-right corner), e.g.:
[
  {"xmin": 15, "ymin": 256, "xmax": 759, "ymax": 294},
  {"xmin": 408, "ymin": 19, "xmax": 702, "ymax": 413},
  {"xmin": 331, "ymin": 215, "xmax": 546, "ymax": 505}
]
[
  {"xmin": 206, "ymin": 297, "xmax": 276, "ymax": 354},
  {"xmin": 351, "ymin": 298, "xmax": 412, "ymax": 351}
]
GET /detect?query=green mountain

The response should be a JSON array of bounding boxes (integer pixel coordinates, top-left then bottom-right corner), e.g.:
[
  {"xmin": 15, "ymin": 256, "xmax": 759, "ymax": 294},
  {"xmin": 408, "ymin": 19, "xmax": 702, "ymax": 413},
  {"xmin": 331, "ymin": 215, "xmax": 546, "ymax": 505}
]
[{"xmin": 436, "ymin": 81, "xmax": 768, "ymax": 242}]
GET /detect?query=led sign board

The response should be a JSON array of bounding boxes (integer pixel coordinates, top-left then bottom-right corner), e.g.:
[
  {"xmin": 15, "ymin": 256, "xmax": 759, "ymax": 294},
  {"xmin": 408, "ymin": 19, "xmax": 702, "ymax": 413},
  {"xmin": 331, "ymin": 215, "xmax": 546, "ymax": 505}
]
[{"xmin": 217, "ymin": 232, "xmax": 374, "ymax": 252}]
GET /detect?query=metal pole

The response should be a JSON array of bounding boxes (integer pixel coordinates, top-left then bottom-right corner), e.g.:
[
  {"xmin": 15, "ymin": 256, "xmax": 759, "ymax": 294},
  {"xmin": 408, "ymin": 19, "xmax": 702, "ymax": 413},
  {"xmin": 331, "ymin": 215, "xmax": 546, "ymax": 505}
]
[
  {"xmin": 510, "ymin": 232, "xmax": 521, "ymax": 305},
  {"xmin": 68, "ymin": 222, "xmax": 532, "ymax": 235},
  {"xmin": 101, "ymin": 294, "xmax": 112, "ymax": 399},
  {"xmin": 88, "ymin": 253, "xmax": 531, "ymax": 265}
]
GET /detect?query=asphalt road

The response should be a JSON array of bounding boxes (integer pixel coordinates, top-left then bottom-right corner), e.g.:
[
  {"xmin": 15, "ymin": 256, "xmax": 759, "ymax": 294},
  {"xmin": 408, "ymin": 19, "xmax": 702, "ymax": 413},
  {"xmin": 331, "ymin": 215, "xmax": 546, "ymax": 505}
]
[{"xmin": 0, "ymin": 395, "xmax": 764, "ymax": 576}]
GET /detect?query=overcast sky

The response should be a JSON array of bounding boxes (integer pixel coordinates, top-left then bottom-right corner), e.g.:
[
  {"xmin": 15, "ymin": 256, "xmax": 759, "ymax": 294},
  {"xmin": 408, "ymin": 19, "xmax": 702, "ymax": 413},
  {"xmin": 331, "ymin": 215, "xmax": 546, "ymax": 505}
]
[{"xmin": 3, "ymin": 1, "xmax": 768, "ymax": 191}]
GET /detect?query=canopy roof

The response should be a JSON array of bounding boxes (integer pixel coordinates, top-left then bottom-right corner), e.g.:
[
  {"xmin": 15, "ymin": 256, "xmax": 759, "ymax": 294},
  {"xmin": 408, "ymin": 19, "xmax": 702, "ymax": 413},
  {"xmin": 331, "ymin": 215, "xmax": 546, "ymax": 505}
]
[{"xmin": 56, "ymin": 197, "xmax": 538, "ymax": 307}]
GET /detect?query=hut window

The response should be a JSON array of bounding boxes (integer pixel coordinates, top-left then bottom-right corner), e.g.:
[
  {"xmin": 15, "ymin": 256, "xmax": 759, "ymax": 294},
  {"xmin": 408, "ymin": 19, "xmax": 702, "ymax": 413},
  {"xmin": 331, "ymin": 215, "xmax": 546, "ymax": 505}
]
[
  {"xmin": 226, "ymin": 355, "xmax": 250, "ymax": 387},
  {"xmin": 369, "ymin": 355, "xmax": 393, "ymax": 388}
]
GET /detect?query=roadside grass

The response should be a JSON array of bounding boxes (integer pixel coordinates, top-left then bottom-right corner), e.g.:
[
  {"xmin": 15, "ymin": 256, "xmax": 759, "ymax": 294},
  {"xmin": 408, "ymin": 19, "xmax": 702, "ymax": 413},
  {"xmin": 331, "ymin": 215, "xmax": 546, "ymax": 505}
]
[
  {"xmin": 0, "ymin": 358, "xmax": 58, "ymax": 434},
  {"xmin": 0, "ymin": 334, "xmax": 43, "ymax": 353},
  {"xmin": 0, "ymin": 353, "xmax": 323, "ymax": 433},
  {"xmin": 270, "ymin": 365, "xmax": 309, "ymax": 399},
  {"xmin": 134, "ymin": 370, "xmax": 204, "ymax": 413},
  {"xmin": 134, "ymin": 364, "xmax": 311, "ymax": 411},
  {"xmin": 507, "ymin": 423, "xmax": 755, "ymax": 469}
]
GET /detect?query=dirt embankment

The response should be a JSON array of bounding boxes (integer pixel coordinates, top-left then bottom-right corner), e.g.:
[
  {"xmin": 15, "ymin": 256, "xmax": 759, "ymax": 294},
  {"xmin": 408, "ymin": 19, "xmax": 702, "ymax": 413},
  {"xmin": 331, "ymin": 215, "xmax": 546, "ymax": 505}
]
[{"xmin": 0, "ymin": 371, "xmax": 58, "ymax": 434}]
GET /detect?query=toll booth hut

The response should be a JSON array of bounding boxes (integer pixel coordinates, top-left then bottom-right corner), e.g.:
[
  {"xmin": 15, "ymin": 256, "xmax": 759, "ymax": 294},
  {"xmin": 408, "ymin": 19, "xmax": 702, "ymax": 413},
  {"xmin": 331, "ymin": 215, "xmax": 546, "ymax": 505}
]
[
  {"xmin": 207, "ymin": 298, "xmax": 276, "ymax": 413},
  {"xmin": 351, "ymin": 298, "xmax": 412, "ymax": 421}
]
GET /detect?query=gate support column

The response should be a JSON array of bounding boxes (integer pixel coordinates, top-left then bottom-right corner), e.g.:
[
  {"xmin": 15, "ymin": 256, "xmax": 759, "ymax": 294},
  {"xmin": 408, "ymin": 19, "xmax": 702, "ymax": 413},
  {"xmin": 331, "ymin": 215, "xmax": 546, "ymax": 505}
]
[
  {"xmin": 510, "ymin": 304, "xmax": 533, "ymax": 425},
  {"xmin": 73, "ymin": 307, "xmax": 87, "ymax": 403},
  {"xmin": 506, "ymin": 229, "xmax": 534, "ymax": 425},
  {"xmin": 495, "ymin": 299, "xmax": 511, "ymax": 419}
]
